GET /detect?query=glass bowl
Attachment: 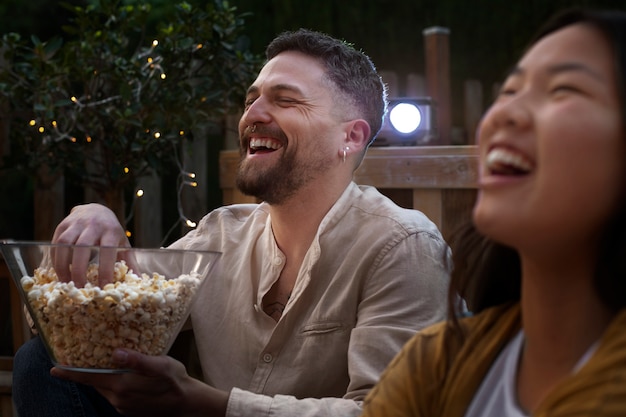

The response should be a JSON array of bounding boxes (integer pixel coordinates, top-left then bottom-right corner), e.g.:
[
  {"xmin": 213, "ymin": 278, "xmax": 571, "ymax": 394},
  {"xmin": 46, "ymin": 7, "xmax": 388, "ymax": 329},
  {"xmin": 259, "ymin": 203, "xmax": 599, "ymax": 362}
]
[{"xmin": 0, "ymin": 240, "xmax": 220, "ymax": 373}]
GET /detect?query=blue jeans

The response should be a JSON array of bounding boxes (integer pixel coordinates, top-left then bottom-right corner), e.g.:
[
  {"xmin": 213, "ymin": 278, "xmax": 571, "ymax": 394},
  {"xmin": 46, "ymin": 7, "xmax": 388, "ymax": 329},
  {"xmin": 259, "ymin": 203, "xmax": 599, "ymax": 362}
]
[{"xmin": 13, "ymin": 336, "xmax": 125, "ymax": 417}]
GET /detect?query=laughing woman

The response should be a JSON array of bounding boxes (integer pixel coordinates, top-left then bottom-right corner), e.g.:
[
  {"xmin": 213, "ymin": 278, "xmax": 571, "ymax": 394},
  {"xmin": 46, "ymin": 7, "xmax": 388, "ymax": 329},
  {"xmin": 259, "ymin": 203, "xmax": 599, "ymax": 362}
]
[{"xmin": 361, "ymin": 8, "xmax": 626, "ymax": 417}]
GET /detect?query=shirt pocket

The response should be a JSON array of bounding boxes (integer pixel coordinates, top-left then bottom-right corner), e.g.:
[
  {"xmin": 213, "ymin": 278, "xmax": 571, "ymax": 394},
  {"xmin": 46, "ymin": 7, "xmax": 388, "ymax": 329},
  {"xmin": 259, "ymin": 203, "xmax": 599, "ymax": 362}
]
[{"xmin": 300, "ymin": 321, "xmax": 347, "ymax": 336}]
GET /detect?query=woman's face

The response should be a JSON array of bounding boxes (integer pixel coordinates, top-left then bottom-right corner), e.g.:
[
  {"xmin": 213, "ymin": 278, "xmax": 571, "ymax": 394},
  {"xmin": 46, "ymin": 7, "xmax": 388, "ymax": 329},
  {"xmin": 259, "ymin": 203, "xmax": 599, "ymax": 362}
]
[{"xmin": 474, "ymin": 23, "xmax": 625, "ymax": 254}]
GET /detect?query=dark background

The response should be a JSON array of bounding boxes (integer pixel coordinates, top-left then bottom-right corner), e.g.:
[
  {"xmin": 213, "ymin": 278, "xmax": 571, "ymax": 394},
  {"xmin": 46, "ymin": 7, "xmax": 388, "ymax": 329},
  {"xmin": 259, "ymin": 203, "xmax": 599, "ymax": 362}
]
[{"xmin": 1, "ymin": 0, "xmax": 625, "ymax": 241}]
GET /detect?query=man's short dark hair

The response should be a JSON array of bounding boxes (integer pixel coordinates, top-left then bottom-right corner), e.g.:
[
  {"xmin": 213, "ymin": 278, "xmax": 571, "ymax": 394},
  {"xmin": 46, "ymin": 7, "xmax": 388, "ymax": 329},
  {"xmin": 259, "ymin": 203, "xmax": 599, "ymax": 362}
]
[{"xmin": 266, "ymin": 29, "xmax": 387, "ymax": 145}]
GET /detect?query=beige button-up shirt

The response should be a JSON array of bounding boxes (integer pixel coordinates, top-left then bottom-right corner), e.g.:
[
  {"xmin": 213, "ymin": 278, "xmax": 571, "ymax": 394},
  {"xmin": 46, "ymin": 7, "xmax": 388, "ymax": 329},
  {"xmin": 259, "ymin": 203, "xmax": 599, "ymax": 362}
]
[{"xmin": 170, "ymin": 182, "xmax": 451, "ymax": 417}]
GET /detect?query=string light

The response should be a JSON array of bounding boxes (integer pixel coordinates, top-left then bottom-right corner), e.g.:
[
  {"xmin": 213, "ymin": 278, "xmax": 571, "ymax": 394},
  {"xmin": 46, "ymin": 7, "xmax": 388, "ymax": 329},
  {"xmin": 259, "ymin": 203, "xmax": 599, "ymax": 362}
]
[{"xmin": 28, "ymin": 35, "xmax": 201, "ymax": 242}]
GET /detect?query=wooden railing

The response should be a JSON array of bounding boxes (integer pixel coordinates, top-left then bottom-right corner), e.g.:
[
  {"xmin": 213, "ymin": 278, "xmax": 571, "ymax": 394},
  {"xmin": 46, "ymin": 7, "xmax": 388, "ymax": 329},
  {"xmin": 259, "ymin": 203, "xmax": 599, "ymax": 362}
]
[{"xmin": 219, "ymin": 145, "xmax": 479, "ymax": 242}]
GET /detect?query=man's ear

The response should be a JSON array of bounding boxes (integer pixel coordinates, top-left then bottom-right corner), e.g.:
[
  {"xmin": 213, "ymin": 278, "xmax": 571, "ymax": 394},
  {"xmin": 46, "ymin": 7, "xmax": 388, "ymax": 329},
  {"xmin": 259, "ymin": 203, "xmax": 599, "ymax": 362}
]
[{"xmin": 344, "ymin": 119, "xmax": 371, "ymax": 151}]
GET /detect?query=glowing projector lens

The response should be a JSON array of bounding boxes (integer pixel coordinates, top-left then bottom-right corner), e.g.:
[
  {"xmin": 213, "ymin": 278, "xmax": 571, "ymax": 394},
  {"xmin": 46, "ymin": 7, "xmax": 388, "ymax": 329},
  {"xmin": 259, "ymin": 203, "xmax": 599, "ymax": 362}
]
[{"xmin": 389, "ymin": 103, "xmax": 422, "ymax": 134}]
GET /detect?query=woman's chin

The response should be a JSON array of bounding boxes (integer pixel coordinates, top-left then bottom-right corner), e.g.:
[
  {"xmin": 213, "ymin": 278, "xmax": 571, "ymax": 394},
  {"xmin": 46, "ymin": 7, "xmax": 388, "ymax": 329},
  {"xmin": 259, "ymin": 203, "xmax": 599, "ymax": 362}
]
[{"xmin": 472, "ymin": 205, "xmax": 515, "ymax": 245}]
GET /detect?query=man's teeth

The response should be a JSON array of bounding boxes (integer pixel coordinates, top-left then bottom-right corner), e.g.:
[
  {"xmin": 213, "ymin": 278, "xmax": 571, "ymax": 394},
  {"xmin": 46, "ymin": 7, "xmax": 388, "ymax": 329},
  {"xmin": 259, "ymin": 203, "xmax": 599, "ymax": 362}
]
[
  {"xmin": 486, "ymin": 148, "xmax": 533, "ymax": 174},
  {"xmin": 250, "ymin": 138, "xmax": 281, "ymax": 150}
]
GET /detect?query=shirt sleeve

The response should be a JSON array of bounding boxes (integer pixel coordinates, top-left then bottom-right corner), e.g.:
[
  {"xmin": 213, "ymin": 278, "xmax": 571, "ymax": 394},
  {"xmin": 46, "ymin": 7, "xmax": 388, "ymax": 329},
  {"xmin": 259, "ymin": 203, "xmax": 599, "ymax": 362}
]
[
  {"xmin": 227, "ymin": 388, "xmax": 363, "ymax": 417},
  {"xmin": 346, "ymin": 229, "xmax": 451, "ymax": 399},
  {"xmin": 225, "ymin": 229, "xmax": 451, "ymax": 417}
]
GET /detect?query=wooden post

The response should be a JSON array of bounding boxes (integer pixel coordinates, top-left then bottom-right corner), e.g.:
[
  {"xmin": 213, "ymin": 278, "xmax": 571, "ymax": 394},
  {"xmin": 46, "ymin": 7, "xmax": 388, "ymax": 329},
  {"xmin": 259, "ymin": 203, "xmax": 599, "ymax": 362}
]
[
  {"xmin": 464, "ymin": 79, "xmax": 484, "ymax": 145},
  {"xmin": 406, "ymin": 73, "xmax": 426, "ymax": 96},
  {"xmin": 181, "ymin": 129, "xmax": 210, "ymax": 227},
  {"xmin": 423, "ymin": 26, "xmax": 451, "ymax": 145},
  {"xmin": 134, "ymin": 171, "xmax": 162, "ymax": 247},
  {"xmin": 34, "ymin": 167, "xmax": 65, "ymax": 241}
]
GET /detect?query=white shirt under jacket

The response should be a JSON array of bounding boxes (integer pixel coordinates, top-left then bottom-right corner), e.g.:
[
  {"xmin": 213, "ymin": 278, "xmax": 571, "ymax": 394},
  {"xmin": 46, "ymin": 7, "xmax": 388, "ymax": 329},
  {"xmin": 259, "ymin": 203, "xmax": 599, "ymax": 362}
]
[{"xmin": 168, "ymin": 182, "xmax": 451, "ymax": 417}]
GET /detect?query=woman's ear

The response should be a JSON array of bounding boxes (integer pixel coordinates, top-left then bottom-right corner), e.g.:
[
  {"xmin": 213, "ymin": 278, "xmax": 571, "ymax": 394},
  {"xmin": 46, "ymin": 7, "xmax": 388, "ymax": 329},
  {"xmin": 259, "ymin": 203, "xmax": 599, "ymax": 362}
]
[{"xmin": 344, "ymin": 119, "xmax": 371, "ymax": 151}]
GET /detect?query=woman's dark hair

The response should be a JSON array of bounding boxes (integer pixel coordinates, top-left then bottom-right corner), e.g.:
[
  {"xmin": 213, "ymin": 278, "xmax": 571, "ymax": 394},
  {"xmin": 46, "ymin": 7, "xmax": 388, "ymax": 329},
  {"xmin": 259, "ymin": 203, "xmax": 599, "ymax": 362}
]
[{"xmin": 447, "ymin": 8, "xmax": 626, "ymax": 334}]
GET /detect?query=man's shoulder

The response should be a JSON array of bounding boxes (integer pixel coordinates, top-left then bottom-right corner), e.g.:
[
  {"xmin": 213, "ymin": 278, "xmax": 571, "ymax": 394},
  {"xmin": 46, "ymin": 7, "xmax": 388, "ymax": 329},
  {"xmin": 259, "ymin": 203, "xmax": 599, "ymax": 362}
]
[
  {"xmin": 193, "ymin": 203, "xmax": 270, "ymax": 233},
  {"xmin": 207, "ymin": 203, "xmax": 268, "ymax": 221},
  {"xmin": 350, "ymin": 184, "xmax": 441, "ymax": 235}
]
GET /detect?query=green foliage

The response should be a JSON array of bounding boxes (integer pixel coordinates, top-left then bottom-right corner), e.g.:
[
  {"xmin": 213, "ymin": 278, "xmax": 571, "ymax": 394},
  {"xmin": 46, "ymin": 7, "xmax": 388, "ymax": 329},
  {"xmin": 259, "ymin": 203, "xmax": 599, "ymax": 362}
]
[{"xmin": 0, "ymin": 0, "xmax": 261, "ymax": 199}]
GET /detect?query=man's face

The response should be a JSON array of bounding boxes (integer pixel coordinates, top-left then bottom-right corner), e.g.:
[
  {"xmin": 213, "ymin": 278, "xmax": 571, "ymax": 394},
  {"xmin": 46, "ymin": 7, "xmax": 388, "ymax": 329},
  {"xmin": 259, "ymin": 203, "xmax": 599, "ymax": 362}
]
[{"xmin": 236, "ymin": 51, "xmax": 348, "ymax": 205}]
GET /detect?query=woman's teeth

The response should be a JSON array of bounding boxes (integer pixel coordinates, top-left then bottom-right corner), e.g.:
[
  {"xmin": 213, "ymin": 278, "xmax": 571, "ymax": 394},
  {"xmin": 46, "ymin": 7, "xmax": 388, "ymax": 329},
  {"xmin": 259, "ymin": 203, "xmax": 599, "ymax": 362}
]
[{"xmin": 486, "ymin": 148, "xmax": 533, "ymax": 175}]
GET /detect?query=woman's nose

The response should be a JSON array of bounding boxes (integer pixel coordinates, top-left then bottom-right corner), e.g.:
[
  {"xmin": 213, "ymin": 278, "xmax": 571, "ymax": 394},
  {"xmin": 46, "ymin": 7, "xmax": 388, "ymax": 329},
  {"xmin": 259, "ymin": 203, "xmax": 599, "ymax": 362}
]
[{"xmin": 482, "ymin": 94, "xmax": 532, "ymax": 132}]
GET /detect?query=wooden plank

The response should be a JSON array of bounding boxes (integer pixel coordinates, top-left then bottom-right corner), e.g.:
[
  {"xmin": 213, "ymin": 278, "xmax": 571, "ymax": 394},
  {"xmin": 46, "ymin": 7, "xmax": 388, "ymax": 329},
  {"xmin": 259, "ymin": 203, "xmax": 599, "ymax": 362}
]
[
  {"xmin": 218, "ymin": 145, "xmax": 479, "ymax": 241},
  {"xmin": 412, "ymin": 189, "xmax": 443, "ymax": 227},
  {"xmin": 219, "ymin": 146, "xmax": 478, "ymax": 190},
  {"xmin": 441, "ymin": 188, "xmax": 477, "ymax": 241},
  {"xmin": 355, "ymin": 146, "xmax": 478, "ymax": 189}
]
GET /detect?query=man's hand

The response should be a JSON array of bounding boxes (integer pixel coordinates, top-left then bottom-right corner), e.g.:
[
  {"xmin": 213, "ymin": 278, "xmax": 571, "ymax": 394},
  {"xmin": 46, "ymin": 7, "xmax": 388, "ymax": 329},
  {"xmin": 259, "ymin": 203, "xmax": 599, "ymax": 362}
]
[
  {"xmin": 51, "ymin": 203, "xmax": 130, "ymax": 286},
  {"xmin": 50, "ymin": 350, "xmax": 229, "ymax": 417}
]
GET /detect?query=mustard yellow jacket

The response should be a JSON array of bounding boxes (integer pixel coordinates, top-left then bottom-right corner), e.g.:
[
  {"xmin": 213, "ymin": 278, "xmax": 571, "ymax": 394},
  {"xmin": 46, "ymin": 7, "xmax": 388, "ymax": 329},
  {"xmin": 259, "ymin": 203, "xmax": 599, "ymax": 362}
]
[{"xmin": 362, "ymin": 303, "xmax": 626, "ymax": 417}]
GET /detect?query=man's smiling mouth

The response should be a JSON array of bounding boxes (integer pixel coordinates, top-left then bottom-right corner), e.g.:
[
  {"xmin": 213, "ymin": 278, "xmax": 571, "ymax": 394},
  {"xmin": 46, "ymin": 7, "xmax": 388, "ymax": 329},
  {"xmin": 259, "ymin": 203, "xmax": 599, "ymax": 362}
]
[{"xmin": 249, "ymin": 138, "xmax": 283, "ymax": 154}]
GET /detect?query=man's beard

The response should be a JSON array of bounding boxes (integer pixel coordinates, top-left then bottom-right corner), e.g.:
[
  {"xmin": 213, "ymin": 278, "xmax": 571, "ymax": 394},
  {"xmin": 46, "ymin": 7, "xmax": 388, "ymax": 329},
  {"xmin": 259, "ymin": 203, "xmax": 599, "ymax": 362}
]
[{"xmin": 236, "ymin": 147, "xmax": 329, "ymax": 205}]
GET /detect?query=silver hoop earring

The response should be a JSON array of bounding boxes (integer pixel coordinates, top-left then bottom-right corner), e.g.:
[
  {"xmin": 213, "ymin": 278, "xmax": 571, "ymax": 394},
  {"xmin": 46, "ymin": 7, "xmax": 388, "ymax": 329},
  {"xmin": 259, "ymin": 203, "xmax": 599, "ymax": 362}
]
[{"xmin": 342, "ymin": 149, "xmax": 347, "ymax": 163}]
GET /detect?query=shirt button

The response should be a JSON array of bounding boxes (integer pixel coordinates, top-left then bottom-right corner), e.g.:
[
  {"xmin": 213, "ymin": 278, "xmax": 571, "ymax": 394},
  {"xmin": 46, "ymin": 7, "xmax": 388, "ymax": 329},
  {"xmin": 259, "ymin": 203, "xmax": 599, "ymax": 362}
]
[
  {"xmin": 272, "ymin": 257, "xmax": 283, "ymax": 266},
  {"xmin": 262, "ymin": 353, "xmax": 273, "ymax": 363}
]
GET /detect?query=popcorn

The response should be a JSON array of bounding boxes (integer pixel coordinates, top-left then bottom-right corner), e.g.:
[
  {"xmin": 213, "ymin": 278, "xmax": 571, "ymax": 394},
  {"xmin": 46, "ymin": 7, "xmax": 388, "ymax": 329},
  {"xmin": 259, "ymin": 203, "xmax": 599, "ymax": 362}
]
[{"xmin": 22, "ymin": 260, "xmax": 201, "ymax": 369}]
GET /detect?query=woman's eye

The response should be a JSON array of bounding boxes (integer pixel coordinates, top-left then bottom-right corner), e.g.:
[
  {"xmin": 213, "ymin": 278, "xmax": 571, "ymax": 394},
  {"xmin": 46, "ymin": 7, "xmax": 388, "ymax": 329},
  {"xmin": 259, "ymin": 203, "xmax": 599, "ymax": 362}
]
[
  {"xmin": 550, "ymin": 85, "xmax": 579, "ymax": 94},
  {"xmin": 496, "ymin": 83, "xmax": 518, "ymax": 98}
]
